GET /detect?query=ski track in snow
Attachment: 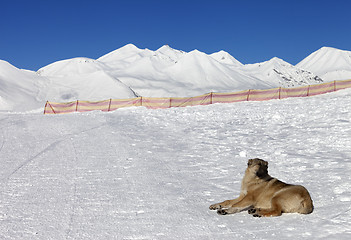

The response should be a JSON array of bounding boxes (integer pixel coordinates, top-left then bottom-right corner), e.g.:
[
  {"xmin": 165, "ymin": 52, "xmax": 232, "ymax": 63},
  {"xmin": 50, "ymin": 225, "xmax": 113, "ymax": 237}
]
[{"xmin": 0, "ymin": 90, "xmax": 351, "ymax": 239}]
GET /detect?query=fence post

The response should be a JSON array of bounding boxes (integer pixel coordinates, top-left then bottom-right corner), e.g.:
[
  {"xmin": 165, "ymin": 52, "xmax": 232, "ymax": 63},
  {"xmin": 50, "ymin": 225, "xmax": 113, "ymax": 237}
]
[
  {"xmin": 45, "ymin": 101, "xmax": 56, "ymax": 114},
  {"xmin": 278, "ymin": 87, "xmax": 281, "ymax": 99},
  {"xmin": 169, "ymin": 98, "xmax": 172, "ymax": 108},
  {"xmin": 334, "ymin": 80, "xmax": 336, "ymax": 92},
  {"xmin": 247, "ymin": 89, "xmax": 251, "ymax": 101},
  {"xmin": 44, "ymin": 101, "xmax": 48, "ymax": 114},
  {"xmin": 75, "ymin": 100, "xmax": 79, "ymax": 112},
  {"xmin": 108, "ymin": 98, "xmax": 112, "ymax": 111},
  {"xmin": 307, "ymin": 86, "xmax": 310, "ymax": 97},
  {"xmin": 210, "ymin": 92, "xmax": 213, "ymax": 104}
]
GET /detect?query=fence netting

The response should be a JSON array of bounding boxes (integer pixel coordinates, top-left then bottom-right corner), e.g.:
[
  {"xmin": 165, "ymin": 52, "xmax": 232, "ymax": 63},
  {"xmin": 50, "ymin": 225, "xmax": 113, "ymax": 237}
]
[{"xmin": 44, "ymin": 79, "xmax": 351, "ymax": 114}]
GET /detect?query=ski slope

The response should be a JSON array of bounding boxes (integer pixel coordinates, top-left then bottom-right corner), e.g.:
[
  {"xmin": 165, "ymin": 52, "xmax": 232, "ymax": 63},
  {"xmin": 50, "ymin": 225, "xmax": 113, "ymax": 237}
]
[{"xmin": 1, "ymin": 88, "xmax": 350, "ymax": 239}]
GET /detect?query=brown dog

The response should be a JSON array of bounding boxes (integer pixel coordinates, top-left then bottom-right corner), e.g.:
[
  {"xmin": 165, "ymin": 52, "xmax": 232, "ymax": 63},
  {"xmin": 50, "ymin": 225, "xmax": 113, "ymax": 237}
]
[{"xmin": 209, "ymin": 158, "xmax": 314, "ymax": 217}]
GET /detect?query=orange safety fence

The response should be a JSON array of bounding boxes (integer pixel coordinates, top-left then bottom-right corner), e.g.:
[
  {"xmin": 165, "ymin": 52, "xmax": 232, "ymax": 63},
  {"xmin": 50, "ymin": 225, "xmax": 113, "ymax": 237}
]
[
  {"xmin": 171, "ymin": 93, "xmax": 212, "ymax": 107},
  {"xmin": 44, "ymin": 79, "xmax": 351, "ymax": 114}
]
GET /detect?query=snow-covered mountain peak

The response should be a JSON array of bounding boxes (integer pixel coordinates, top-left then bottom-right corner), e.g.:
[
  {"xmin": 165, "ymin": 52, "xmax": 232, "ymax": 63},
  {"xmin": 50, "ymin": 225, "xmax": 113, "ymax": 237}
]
[
  {"xmin": 297, "ymin": 46, "xmax": 351, "ymax": 81},
  {"xmin": 176, "ymin": 49, "xmax": 221, "ymax": 67},
  {"xmin": 105, "ymin": 43, "xmax": 141, "ymax": 56},
  {"xmin": 210, "ymin": 50, "xmax": 243, "ymax": 66},
  {"xmin": 120, "ymin": 43, "xmax": 140, "ymax": 50},
  {"xmin": 155, "ymin": 45, "xmax": 185, "ymax": 62},
  {"xmin": 297, "ymin": 47, "xmax": 350, "ymax": 70},
  {"xmin": 0, "ymin": 59, "xmax": 18, "ymax": 72},
  {"xmin": 171, "ymin": 49, "xmax": 212, "ymax": 66},
  {"xmin": 187, "ymin": 49, "xmax": 204, "ymax": 55},
  {"xmin": 318, "ymin": 46, "xmax": 344, "ymax": 53},
  {"xmin": 37, "ymin": 57, "xmax": 108, "ymax": 77},
  {"xmin": 98, "ymin": 44, "xmax": 144, "ymax": 62},
  {"xmin": 156, "ymin": 45, "xmax": 184, "ymax": 54},
  {"xmin": 269, "ymin": 56, "xmax": 287, "ymax": 64},
  {"xmin": 98, "ymin": 44, "xmax": 154, "ymax": 69},
  {"xmin": 241, "ymin": 56, "xmax": 322, "ymax": 88},
  {"xmin": 263, "ymin": 57, "xmax": 292, "ymax": 69},
  {"xmin": 243, "ymin": 57, "xmax": 290, "ymax": 70},
  {"xmin": 0, "ymin": 59, "xmax": 49, "ymax": 111}
]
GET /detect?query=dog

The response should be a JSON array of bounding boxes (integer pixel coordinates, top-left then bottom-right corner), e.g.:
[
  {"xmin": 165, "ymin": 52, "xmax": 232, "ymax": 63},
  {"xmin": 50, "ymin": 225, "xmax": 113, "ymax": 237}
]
[{"xmin": 209, "ymin": 158, "xmax": 314, "ymax": 217}]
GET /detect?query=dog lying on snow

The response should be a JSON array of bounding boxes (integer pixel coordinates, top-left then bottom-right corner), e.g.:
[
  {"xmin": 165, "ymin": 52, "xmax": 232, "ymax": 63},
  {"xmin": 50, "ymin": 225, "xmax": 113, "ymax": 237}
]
[{"xmin": 209, "ymin": 158, "xmax": 314, "ymax": 217}]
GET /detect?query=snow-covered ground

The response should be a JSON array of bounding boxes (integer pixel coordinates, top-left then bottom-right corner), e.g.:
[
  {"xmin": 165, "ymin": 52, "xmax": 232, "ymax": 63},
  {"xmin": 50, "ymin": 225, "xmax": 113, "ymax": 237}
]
[{"xmin": 1, "ymin": 88, "xmax": 350, "ymax": 239}]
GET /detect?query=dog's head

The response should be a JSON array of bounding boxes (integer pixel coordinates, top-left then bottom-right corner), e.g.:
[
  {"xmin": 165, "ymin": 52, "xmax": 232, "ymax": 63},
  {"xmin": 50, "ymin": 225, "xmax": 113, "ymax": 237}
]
[{"xmin": 247, "ymin": 158, "xmax": 269, "ymax": 178}]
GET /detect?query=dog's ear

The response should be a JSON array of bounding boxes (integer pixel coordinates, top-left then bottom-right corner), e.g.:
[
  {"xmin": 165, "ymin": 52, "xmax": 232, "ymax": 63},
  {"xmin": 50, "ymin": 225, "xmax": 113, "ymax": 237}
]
[
  {"xmin": 263, "ymin": 160, "xmax": 268, "ymax": 167},
  {"xmin": 248, "ymin": 159, "xmax": 253, "ymax": 166}
]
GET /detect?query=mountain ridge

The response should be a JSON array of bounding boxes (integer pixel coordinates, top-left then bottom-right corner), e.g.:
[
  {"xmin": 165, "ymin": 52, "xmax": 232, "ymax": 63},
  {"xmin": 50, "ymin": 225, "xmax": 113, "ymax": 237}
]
[
  {"xmin": 297, "ymin": 46, "xmax": 351, "ymax": 81},
  {"xmin": 1, "ymin": 45, "xmax": 350, "ymax": 111}
]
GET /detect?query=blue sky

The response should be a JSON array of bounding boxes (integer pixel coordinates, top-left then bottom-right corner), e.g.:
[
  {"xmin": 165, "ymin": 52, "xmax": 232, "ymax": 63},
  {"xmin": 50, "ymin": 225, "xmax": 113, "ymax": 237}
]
[{"xmin": 1, "ymin": 0, "xmax": 351, "ymax": 71}]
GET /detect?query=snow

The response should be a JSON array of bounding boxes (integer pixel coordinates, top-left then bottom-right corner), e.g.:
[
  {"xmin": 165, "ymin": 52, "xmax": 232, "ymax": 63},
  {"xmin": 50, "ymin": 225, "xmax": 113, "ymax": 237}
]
[
  {"xmin": 98, "ymin": 44, "xmax": 151, "ymax": 67},
  {"xmin": 0, "ymin": 60, "xmax": 47, "ymax": 111},
  {"xmin": 210, "ymin": 50, "xmax": 243, "ymax": 66},
  {"xmin": 1, "ymin": 88, "xmax": 350, "ymax": 239},
  {"xmin": 2, "ymin": 44, "xmax": 342, "ymax": 112},
  {"xmin": 297, "ymin": 47, "xmax": 351, "ymax": 81},
  {"xmin": 155, "ymin": 45, "xmax": 185, "ymax": 63},
  {"xmin": 41, "ymin": 71, "xmax": 137, "ymax": 102},
  {"xmin": 241, "ymin": 57, "xmax": 323, "ymax": 88},
  {"xmin": 37, "ymin": 58, "xmax": 111, "ymax": 77},
  {"xmin": 161, "ymin": 49, "xmax": 272, "ymax": 96}
]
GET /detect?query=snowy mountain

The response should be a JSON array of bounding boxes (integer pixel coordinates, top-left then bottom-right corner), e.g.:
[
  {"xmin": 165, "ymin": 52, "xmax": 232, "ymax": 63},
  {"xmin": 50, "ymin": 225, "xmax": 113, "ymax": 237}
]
[
  {"xmin": 297, "ymin": 47, "xmax": 351, "ymax": 81},
  {"xmin": 0, "ymin": 60, "xmax": 48, "ymax": 111},
  {"xmin": 37, "ymin": 57, "xmax": 111, "ymax": 77},
  {"xmin": 137, "ymin": 49, "xmax": 272, "ymax": 97},
  {"xmin": 210, "ymin": 50, "xmax": 243, "ymax": 66},
  {"xmin": 155, "ymin": 45, "xmax": 185, "ymax": 63},
  {"xmin": 0, "ymin": 44, "xmax": 350, "ymax": 111},
  {"xmin": 42, "ymin": 71, "xmax": 138, "ymax": 103},
  {"xmin": 37, "ymin": 44, "xmax": 322, "ymax": 98},
  {"xmin": 36, "ymin": 57, "xmax": 137, "ymax": 102},
  {"xmin": 97, "ymin": 44, "xmax": 155, "ymax": 70},
  {"xmin": 241, "ymin": 57, "xmax": 323, "ymax": 88},
  {"xmin": 0, "ymin": 57, "xmax": 137, "ymax": 111}
]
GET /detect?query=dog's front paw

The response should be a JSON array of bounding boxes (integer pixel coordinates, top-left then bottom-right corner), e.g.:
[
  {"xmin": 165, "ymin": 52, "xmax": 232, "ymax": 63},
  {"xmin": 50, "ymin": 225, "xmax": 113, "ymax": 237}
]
[
  {"xmin": 248, "ymin": 208, "xmax": 256, "ymax": 214},
  {"xmin": 209, "ymin": 204, "xmax": 222, "ymax": 210},
  {"xmin": 217, "ymin": 209, "xmax": 228, "ymax": 215},
  {"xmin": 248, "ymin": 208, "xmax": 261, "ymax": 217}
]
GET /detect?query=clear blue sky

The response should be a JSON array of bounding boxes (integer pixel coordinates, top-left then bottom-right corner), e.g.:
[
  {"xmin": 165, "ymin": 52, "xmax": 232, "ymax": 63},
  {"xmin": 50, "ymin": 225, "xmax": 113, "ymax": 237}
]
[{"xmin": 1, "ymin": 0, "xmax": 351, "ymax": 71}]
